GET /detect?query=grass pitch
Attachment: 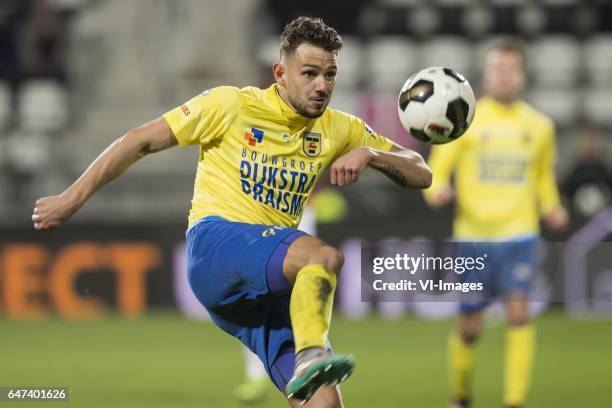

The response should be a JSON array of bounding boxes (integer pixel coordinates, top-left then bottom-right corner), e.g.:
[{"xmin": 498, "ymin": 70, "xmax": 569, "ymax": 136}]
[{"xmin": 1, "ymin": 311, "xmax": 610, "ymax": 407}]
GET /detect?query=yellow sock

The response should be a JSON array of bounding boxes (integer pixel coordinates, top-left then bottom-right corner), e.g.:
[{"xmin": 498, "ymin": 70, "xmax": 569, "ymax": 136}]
[
  {"xmin": 290, "ymin": 264, "xmax": 337, "ymax": 352},
  {"xmin": 504, "ymin": 325, "xmax": 535, "ymax": 406},
  {"xmin": 448, "ymin": 331, "xmax": 475, "ymax": 400}
]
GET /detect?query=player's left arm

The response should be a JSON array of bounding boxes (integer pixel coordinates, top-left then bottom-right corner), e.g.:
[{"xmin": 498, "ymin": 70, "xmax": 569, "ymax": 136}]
[
  {"xmin": 537, "ymin": 122, "xmax": 568, "ymax": 230},
  {"xmin": 330, "ymin": 143, "xmax": 432, "ymax": 189},
  {"xmin": 331, "ymin": 115, "xmax": 431, "ymax": 188}
]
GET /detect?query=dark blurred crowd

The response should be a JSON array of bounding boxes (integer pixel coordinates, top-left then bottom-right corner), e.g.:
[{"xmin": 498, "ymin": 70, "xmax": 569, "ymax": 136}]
[
  {"xmin": 0, "ymin": 0, "xmax": 70, "ymax": 89},
  {"xmin": 0, "ymin": 0, "xmax": 76, "ymax": 202},
  {"xmin": 561, "ymin": 127, "xmax": 612, "ymax": 220}
]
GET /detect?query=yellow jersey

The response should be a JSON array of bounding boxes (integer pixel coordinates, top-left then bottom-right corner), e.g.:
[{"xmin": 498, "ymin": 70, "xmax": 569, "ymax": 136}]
[
  {"xmin": 424, "ymin": 96, "xmax": 561, "ymax": 239},
  {"xmin": 163, "ymin": 84, "xmax": 394, "ymax": 228}
]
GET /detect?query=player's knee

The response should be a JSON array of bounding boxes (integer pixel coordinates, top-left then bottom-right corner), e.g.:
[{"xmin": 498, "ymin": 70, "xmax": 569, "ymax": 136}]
[
  {"xmin": 460, "ymin": 330, "xmax": 481, "ymax": 345},
  {"xmin": 507, "ymin": 304, "xmax": 530, "ymax": 327},
  {"xmin": 508, "ymin": 316, "xmax": 530, "ymax": 327},
  {"xmin": 309, "ymin": 246, "xmax": 344, "ymax": 274}
]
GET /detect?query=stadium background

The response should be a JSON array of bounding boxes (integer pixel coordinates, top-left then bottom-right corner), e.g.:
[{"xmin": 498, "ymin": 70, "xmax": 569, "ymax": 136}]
[{"xmin": 1, "ymin": 0, "xmax": 611, "ymax": 407}]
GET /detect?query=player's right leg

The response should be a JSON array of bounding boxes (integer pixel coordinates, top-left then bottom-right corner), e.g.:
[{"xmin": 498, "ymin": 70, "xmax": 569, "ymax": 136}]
[
  {"xmin": 449, "ymin": 241, "xmax": 492, "ymax": 408},
  {"xmin": 279, "ymin": 235, "xmax": 353, "ymax": 405},
  {"xmin": 449, "ymin": 309, "xmax": 484, "ymax": 408}
]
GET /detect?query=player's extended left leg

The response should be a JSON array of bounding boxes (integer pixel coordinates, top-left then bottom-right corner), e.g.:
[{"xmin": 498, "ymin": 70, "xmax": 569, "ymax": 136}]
[
  {"xmin": 281, "ymin": 235, "xmax": 353, "ymax": 406},
  {"xmin": 503, "ymin": 292, "xmax": 535, "ymax": 408}
]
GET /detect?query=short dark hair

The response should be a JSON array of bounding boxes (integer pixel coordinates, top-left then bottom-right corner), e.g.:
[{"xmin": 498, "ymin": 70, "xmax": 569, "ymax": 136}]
[
  {"xmin": 280, "ymin": 17, "xmax": 343, "ymax": 57},
  {"xmin": 489, "ymin": 37, "xmax": 526, "ymax": 62}
]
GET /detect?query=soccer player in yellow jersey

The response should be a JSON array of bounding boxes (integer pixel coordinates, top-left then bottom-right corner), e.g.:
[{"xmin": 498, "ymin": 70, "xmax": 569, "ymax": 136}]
[
  {"xmin": 424, "ymin": 39, "xmax": 568, "ymax": 408},
  {"xmin": 31, "ymin": 17, "xmax": 432, "ymax": 407}
]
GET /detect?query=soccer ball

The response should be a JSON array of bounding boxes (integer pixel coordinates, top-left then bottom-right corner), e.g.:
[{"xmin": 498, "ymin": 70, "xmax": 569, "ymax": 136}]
[{"xmin": 397, "ymin": 66, "xmax": 476, "ymax": 144}]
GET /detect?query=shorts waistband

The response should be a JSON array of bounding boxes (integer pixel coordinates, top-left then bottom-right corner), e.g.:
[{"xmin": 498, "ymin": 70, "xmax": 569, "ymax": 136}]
[{"xmin": 186, "ymin": 215, "xmax": 228, "ymax": 235}]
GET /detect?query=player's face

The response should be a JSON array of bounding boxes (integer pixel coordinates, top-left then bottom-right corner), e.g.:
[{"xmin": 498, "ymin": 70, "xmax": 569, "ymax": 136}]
[
  {"xmin": 483, "ymin": 50, "xmax": 526, "ymax": 104},
  {"xmin": 276, "ymin": 43, "xmax": 338, "ymax": 118}
]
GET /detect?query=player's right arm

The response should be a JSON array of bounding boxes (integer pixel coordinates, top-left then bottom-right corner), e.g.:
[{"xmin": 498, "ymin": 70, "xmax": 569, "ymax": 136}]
[
  {"xmin": 32, "ymin": 117, "xmax": 178, "ymax": 230},
  {"xmin": 33, "ymin": 86, "xmax": 241, "ymax": 230}
]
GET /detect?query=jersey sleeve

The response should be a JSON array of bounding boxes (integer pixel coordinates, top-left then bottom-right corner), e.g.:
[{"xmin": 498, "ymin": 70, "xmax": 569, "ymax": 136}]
[
  {"xmin": 423, "ymin": 136, "xmax": 465, "ymax": 205},
  {"xmin": 337, "ymin": 113, "xmax": 395, "ymax": 156},
  {"xmin": 162, "ymin": 86, "xmax": 241, "ymax": 146},
  {"xmin": 535, "ymin": 120, "xmax": 562, "ymax": 215}
]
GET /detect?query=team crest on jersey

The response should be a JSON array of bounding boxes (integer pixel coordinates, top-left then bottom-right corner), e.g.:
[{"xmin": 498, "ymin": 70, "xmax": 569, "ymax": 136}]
[
  {"xmin": 522, "ymin": 130, "xmax": 532, "ymax": 144},
  {"xmin": 303, "ymin": 132, "xmax": 321, "ymax": 157},
  {"xmin": 244, "ymin": 127, "xmax": 265, "ymax": 146}
]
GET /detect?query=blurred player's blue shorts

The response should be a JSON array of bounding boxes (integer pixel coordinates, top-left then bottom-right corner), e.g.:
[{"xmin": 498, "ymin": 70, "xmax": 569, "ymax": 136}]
[
  {"xmin": 457, "ymin": 236, "xmax": 539, "ymax": 313},
  {"xmin": 186, "ymin": 216, "xmax": 306, "ymax": 385}
]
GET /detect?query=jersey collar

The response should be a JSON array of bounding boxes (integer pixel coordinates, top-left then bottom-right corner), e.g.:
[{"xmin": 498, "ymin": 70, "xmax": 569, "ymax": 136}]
[
  {"xmin": 481, "ymin": 96, "xmax": 524, "ymax": 115},
  {"xmin": 266, "ymin": 84, "xmax": 314, "ymax": 127}
]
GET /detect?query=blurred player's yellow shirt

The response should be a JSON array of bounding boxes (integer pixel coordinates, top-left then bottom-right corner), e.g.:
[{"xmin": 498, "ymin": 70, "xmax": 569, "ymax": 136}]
[
  {"xmin": 163, "ymin": 84, "xmax": 393, "ymax": 228},
  {"xmin": 424, "ymin": 96, "xmax": 560, "ymax": 239}
]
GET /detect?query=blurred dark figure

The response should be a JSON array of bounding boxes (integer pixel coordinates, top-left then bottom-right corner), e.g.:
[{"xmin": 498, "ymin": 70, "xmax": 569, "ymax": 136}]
[
  {"xmin": 562, "ymin": 127, "xmax": 612, "ymax": 218},
  {"xmin": 0, "ymin": 0, "xmax": 19, "ymax": 85},
  {"xmin": 18, "ymin": 0, "xmax": 67, "ymax": 81},
  {"xmin": 266, "ymin": 0, "xmax": 368, "ymax": 35}
]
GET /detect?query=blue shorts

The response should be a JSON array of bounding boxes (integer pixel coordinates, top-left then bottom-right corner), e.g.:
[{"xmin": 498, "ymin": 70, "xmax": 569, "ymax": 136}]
[
  {"xmin": 457, "ymin": 236, "xmax": 539, "ymax": 313},
  {"xmin": 186, "ymin": 216, "xmax": 307, "ymax": 387}
]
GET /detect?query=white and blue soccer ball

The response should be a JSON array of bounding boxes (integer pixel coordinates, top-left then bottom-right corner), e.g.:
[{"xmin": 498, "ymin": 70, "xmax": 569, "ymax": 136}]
[{"xmin": 397, "ymin": 66, "xmax": 476, "ymax": 144}]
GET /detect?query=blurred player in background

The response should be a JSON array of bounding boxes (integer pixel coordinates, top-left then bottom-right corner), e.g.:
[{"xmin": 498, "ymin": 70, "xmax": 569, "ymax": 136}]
[
  {"xmin": 236, "ymin": 338, "xmax": 273, "ymax": 403},
  {"xmin": 424, "ymin": 39, "xmax": 568, "ymax": 408},
  {"xmin": 32, "ymin": 17, "xmax": 432, "ymax": 407}
]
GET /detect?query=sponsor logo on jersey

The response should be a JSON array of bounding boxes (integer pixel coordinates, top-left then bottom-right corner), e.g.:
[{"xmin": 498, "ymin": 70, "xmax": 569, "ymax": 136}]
[
  {"xmin": 181, "ymin": 104, "xmax": 190, "ymax": 116},
  {"xmin": 479, "ymin": 153, "xmax": 528, "ymax": 184},
  {"xmin": 244, "ymin": 127, "xmax": 265, "ymax": 146},
  {"xmin": 239, "ymin": 148, "xmax": 322, "ymax": 217},
  {"xmin": 303, "ymin": 132, "xmax": 321, "ymax": 157}
]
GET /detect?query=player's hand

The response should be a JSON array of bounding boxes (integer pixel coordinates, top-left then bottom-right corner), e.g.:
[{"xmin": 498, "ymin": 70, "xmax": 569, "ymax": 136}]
[
  {"xmin": 330, "ymin": 147, "xmax": 373, "ymax": 186},
  {"xmin": 429, "ymin": 186, "xmax": 455, "ymax": 208},
  {"xmin": 32, "ymin": 194, "xmax": 80, "ymax": 230},
  {"xmin": 542, "ymin": 207, "xmax": 569, "ymax": 231}
]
